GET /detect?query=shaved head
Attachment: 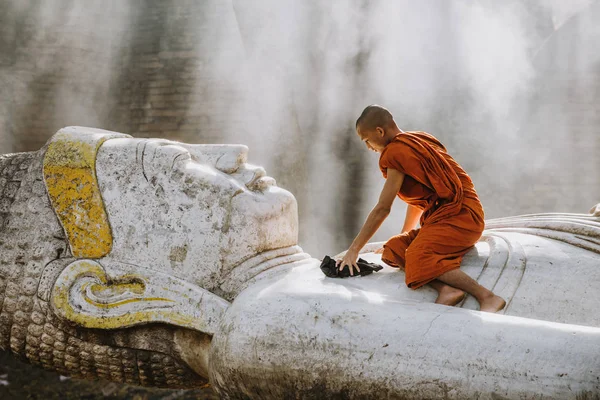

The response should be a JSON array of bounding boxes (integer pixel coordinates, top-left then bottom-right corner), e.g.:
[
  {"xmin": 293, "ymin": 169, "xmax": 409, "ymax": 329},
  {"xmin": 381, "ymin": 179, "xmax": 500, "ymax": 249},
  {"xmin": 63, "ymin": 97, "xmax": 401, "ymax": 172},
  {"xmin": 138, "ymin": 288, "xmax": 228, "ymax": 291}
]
[
  {"xmin": 354, "ymin": 105, "xmax": 401, "ymax": 153},
  {"xmin": 355, "ymin": 105, "xmax": 394, "ymax": 131}
]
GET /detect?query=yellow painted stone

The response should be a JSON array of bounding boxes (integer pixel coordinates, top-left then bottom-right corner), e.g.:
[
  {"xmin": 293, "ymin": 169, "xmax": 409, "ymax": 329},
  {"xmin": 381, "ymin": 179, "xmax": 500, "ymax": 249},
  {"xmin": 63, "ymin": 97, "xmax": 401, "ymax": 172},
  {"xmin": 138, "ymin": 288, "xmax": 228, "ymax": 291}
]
[
  {"xmin": 43, "ymin": 129, "xmax": 129, "ymax": 258},
  {"xmin": 51, "ymin": 259, "xmax": 202, "ymax": 331}
]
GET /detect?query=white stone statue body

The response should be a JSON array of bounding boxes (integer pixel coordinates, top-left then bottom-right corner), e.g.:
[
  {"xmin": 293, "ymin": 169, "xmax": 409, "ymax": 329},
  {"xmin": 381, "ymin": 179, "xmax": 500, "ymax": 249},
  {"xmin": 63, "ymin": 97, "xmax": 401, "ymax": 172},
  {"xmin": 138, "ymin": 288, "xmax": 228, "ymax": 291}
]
[{"xmin": 0, "ymin": 127, "xmax": 598, "ymax": 399}]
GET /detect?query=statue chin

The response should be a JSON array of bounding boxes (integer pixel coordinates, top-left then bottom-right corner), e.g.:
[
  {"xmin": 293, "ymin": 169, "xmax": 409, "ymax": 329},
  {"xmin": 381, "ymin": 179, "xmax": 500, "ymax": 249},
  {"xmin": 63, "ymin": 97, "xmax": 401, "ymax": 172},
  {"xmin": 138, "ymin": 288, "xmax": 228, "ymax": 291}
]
[{"xmin": 224, "ymin": 184, "xmax": 299, "ymax": 265}]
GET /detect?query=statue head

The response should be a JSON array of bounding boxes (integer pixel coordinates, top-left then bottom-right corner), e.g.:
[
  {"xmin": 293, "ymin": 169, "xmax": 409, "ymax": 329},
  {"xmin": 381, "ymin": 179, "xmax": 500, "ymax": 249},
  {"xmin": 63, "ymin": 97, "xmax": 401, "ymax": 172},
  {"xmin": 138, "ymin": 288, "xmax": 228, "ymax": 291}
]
[
  {"xmin": 0, "ymin": 126, "xmax": 304, "ymax": 387},
  {"xmin": 44, "ymin": 125, "xmax": 303, "ymax": 323},
  {"xmin": 88, "ymin": 128, "xmax": 299, "ymax": 292}
]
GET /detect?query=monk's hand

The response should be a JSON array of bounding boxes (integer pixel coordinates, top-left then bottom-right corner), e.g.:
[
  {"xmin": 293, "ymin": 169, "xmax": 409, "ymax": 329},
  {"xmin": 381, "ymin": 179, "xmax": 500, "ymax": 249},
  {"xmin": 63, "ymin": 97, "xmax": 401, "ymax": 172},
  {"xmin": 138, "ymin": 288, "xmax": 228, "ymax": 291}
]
[
  {"xmin": 374, "ymin": 247, "xmax": 384, "ymax": 254},
  {"xmin": 336, "ymin": 249, "xmax": 361, "ymax": 276}
]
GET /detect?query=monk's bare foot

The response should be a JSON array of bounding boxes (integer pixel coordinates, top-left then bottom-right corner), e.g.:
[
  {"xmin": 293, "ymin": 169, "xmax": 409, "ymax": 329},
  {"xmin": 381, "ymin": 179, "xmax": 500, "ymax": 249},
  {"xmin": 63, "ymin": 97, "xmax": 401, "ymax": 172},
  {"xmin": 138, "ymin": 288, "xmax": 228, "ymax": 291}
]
[
  {"xmin": 374, "ymin": 247, "xmax": 384, "ymax": 254},
  {"xmin": 479, "ymin": 295, "xmax": 506, "ymax": 313},
  {"xmin": 435, "ymin": 286, "xmax": 466, "ymax": 306}
]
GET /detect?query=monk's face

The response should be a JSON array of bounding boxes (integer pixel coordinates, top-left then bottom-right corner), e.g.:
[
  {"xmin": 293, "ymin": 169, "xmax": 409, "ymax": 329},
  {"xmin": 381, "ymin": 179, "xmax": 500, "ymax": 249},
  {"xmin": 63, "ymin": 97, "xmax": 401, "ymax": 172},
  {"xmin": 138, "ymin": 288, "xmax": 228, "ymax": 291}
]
[{"xmin": 356, "ymin": 125, "xmax": 387, "ymax": 153}]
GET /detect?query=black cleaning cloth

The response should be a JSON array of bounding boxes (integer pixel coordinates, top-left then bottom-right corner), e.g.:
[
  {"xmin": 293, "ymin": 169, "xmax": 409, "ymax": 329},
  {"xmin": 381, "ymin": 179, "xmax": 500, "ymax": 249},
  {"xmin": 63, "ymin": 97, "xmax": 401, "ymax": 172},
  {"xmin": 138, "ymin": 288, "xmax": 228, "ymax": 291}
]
[{"xmin": 320, "ymin": 255, "xmax": 383, "ymax": 278}]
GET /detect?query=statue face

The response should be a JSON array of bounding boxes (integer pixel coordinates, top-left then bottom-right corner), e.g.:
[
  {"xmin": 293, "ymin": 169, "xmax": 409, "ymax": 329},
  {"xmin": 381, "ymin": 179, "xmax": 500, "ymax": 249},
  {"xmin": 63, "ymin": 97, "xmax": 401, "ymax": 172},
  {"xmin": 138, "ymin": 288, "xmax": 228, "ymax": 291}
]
[{"xmin": 95, "ymin": 138, "xmax": 298, "ymax": 291}]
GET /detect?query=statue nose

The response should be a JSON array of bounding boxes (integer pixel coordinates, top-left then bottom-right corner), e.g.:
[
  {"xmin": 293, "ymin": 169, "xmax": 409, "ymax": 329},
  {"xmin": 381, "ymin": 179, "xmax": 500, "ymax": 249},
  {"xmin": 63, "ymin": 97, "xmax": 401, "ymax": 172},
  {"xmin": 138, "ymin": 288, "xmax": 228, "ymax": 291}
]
[{"xmin": 180, "ymin": 144, "xmax": 248, "ymax": 174}]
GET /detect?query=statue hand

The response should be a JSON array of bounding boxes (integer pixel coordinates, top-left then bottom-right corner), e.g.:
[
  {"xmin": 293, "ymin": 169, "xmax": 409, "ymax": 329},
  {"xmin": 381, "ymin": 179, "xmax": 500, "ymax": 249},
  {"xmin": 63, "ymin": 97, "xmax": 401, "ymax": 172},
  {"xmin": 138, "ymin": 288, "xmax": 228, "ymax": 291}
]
[{"xmin": 336, "ymin": 249, "xmax": 361, "ymax": 276}]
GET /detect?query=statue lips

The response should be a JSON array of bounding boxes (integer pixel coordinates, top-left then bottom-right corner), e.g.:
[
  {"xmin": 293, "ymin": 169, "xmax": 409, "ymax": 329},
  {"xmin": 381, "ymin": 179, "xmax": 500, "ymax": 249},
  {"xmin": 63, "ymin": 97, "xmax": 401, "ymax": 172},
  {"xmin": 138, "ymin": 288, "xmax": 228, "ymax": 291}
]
[
  {"xmin": 237, "ymin": 165, "xmax": 277, "ymax": 192},
  {"xmin": 248, "ymin": 175, "xmax": 276, "ymax": 191}
]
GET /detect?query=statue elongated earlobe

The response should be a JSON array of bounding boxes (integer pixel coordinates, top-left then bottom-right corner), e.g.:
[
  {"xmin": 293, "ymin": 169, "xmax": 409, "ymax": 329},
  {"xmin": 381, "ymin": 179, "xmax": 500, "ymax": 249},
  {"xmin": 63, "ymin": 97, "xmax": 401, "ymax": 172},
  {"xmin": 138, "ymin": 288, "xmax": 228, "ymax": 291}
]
[{"xmin": 50, "ymin": 259, "xmax": 230, "ymax": 335}]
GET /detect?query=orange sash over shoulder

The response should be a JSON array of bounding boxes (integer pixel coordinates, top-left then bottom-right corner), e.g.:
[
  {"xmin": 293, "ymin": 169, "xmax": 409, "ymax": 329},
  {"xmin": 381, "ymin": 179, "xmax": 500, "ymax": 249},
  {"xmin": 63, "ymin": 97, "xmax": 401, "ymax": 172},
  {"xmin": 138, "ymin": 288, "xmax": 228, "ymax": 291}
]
[{"xmin": 379, "ymin": 132, "xmax": 484, "ymax": 288}]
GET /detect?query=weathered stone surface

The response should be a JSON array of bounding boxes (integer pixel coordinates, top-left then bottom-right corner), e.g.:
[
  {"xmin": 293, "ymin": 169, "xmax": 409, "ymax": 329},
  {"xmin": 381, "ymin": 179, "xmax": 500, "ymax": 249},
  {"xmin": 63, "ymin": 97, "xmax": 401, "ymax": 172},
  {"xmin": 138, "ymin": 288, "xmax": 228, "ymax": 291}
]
[
  {"xmin": 0, "ymin": 126, "xmax": 599, "ymax": 399},
  {"xmin": 212, "ymin": 230, "xmax": 600, "ymax": 399}
]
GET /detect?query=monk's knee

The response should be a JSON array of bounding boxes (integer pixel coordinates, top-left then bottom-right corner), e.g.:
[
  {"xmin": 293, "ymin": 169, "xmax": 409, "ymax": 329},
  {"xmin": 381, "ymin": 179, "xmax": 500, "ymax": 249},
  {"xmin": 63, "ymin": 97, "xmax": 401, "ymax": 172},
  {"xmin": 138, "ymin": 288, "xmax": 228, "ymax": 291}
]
[
  {"xmin": 383, "ymin": 231, "xmax": 419, "ymax": 271},
  {"xmin": 381, "ymin": 246, "xmax": 406, "ymax": 270}
]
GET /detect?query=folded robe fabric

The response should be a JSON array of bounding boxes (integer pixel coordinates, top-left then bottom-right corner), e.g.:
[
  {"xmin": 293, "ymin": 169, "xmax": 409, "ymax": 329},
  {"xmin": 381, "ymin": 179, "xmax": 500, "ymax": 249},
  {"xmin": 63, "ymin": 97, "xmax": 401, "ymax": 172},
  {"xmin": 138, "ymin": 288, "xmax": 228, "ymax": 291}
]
[
  {"xmin": 320, "ymin": 255, "xmax": 383, "ymax": 278},
  {"xmin": 378, "ymin": 131, "xmax": 485, "ymax": 289}
]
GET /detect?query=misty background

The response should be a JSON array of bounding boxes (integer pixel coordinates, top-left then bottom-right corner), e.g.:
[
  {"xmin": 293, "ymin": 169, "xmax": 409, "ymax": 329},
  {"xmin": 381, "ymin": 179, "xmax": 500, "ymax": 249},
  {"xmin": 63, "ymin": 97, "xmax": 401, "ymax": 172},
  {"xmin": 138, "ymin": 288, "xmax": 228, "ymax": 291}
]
[{"xmin": 1, "ymin": 0, "xmax": 599, "ymax": 259}]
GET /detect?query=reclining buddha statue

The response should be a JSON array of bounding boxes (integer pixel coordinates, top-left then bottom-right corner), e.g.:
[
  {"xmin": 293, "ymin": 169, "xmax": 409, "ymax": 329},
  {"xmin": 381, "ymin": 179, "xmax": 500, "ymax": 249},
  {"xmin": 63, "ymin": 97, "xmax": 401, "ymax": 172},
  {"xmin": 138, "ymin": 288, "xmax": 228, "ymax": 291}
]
[{"xmin": 0, "ymin": 126, "xmax": 598, "ymax": 399}]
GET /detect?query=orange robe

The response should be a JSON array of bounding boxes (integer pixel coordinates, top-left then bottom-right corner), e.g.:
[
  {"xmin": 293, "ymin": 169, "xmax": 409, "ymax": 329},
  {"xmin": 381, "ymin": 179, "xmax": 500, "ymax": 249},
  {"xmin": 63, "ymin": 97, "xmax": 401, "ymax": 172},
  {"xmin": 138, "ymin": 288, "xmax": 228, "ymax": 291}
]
[{"xmin": 379, "ymin": 131, "xmax": 484, "ymax": 289}]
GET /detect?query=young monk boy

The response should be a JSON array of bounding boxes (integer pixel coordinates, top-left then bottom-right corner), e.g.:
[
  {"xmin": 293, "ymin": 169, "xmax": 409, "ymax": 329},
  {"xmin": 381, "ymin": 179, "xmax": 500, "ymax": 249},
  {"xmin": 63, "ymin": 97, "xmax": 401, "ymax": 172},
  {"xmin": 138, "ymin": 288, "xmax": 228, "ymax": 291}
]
[{"xmin": 336, "ymin": 105, "xmax": 506, "ymax": 313}]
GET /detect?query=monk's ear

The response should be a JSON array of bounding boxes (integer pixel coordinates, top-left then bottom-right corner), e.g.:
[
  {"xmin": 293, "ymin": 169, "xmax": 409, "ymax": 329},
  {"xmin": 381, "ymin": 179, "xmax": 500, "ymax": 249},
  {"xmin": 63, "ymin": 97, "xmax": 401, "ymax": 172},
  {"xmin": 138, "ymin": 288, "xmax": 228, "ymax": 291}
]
[
  {"xmin": 44, "ymin": 258, "xmax": 230, "ymax": 335},
  {"xmin": 376, "ymin": 127, "xmax": 385, "ymax": 137}
]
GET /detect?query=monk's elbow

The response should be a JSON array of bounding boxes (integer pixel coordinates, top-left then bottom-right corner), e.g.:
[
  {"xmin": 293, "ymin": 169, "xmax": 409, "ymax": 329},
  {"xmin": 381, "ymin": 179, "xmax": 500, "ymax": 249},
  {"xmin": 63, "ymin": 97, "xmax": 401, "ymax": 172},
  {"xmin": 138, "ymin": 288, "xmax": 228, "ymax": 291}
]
[{"xmin": 374, "ymin": 205, "xmax": 391, "ymax": 217}]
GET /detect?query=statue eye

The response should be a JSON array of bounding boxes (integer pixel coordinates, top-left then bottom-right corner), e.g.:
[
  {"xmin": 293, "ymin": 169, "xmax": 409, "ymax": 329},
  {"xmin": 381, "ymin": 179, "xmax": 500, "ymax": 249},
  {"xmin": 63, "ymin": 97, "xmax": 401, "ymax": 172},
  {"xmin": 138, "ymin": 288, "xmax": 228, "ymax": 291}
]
[
  {"xmin": 170, "ymin": 151, "xmax": 192, "ymax": 170},
  {"xmin": 149, "ymin": 144, "xmax": 191, "ymax": 172},
  {"xmin": 141, "ymin": 141, "xmax": 195, "ymax": 182}
]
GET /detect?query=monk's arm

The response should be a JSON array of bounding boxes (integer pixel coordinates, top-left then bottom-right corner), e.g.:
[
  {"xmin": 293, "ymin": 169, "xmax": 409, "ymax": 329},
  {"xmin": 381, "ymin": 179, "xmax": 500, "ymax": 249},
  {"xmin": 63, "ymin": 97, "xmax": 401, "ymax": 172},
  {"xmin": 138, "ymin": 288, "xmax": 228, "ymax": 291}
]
[
  {"xmin": 402, "ymin": 204, "xmax": 423, "ymax": 233},
  {"xmin": 338, "ymin": 169, "xmax": 405, "ymax": 271}
]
